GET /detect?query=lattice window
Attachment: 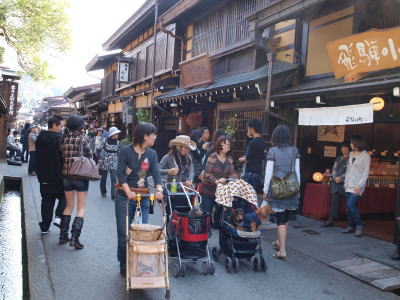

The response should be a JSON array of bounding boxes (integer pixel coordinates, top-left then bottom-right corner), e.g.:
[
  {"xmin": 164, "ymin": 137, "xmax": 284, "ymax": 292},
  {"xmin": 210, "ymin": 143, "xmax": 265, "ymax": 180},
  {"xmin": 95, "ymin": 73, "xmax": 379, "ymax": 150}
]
[{"xmin": 192, "ymin": 0, "xmax": 269, "ymax": 57}]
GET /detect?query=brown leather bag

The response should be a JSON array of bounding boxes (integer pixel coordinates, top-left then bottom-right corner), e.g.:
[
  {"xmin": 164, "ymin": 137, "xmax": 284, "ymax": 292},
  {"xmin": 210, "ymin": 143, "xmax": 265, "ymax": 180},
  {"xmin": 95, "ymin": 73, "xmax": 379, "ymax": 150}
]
[
  {"xmin": 68, "ymin": 138, "xmax": 101, "ymax": 181},
  {"xmin": 114, "ymin": 184, "xmax": 150, "ymax": 194}
]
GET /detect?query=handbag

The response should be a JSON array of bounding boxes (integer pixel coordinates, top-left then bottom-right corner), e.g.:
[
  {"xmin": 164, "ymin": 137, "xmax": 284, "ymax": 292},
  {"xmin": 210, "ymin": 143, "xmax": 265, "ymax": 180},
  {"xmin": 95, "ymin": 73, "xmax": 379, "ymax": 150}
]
[
  {"xmin": 68, "ymin": 137, "xmax": 101, "ymax": 181},
  {"xmin": 270, "ymin": 147, "xmax": 300, "ymax": 199}
]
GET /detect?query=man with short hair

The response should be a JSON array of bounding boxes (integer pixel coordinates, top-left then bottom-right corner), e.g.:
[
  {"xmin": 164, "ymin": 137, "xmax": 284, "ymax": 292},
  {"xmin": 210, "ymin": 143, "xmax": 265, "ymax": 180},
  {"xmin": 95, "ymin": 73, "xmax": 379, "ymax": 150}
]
[
  {"xmin": 20, "ymin": 123, "xmax": 31, "ymax": 162},
  {"xmin": 36, "ymin": 115, "xmax": 66, "ymax": 234},
  {"xmin": 239, "ymin": 119, "xmax": 266, "ymax": 193},
  {"xmin": 7, "ymin": 130, "xmax": 22, "ymax": 159}
]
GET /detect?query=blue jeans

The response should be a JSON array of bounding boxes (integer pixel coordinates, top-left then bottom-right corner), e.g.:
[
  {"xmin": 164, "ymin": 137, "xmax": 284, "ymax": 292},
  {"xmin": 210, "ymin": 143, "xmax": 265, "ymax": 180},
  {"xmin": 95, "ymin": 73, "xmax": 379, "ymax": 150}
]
[
  {"xmin": 115, "ymin": 191, "xmax": 150, "ymax": 270},
  {"xmin": 200, "ymin": 194, "xmax": 216, "ymax": 215},
  {"xmin": 243, "ymin": 172, "xmax": 263, "ymax": 193},
  {"xmin": 100, "ymin": 169, "xmax": 117, "ymax": 198},
  {"xmin": 345, "ymin": 192, "xmax": 362, "ymax": 227}
]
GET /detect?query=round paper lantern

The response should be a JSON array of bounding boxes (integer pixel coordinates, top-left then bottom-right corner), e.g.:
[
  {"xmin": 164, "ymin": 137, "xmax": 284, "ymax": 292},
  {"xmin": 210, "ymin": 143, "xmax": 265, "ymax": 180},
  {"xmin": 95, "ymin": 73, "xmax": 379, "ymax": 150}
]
[
  {"xmin": 313, "ymin": 172, "xmax": 324, "ymax": 182},
  {"xmin": 370, "ymin": 97, "xmax": 385, "ymax": 111}
]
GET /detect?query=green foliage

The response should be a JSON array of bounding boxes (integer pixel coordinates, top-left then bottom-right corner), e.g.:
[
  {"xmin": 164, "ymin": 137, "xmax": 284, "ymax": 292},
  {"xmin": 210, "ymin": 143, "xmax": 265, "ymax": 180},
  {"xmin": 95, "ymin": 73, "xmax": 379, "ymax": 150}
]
[
  {"xmin": 136, "ymin": 108, "xmax": 151, "ymax": 123},
  {"xmin": 222, "ymin": 116, "xmax": 239, "ymax": 140},
  {"xmin": 0, "ymin": 0, "xmax": 71, "ymax": 81},
  {"xmin": 120, "ymin": 135, "xmax": 132, "ymax": 147}
]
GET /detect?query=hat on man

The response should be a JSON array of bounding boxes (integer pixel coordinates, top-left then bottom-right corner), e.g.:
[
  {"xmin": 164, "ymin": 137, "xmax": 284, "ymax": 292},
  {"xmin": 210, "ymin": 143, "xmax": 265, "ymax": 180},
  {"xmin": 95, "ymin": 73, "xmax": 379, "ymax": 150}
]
[
  {"xmin": 169, "ymin": 135, "xmax": 196, "ymax": 150},
  {"xmin": 108, "ymin": 127, "xmax": 121, "ymax": 137}
]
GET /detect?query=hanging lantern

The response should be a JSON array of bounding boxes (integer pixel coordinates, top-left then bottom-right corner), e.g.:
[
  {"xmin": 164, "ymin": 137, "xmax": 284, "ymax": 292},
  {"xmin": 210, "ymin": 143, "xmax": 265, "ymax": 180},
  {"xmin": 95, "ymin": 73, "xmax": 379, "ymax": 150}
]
[
  {"xmin": 369, "ymin": 97, "xmax": 385, "ymax": 111},
  {"xmin": 313, "ymin": 172, "xmax": 324, "ymax": 182}
]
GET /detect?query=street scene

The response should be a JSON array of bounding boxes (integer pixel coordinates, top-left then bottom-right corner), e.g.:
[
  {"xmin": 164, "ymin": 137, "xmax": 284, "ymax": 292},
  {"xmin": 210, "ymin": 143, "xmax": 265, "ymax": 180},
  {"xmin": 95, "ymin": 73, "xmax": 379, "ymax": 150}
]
[{"xmin": 1, "ymin": 0, "xmax": 400, "ymax": 299}]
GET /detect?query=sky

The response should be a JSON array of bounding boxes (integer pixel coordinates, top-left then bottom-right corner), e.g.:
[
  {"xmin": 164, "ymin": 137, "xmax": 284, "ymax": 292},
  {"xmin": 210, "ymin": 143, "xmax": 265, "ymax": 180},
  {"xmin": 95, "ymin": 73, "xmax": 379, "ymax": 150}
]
[{"xmin": 3, "ymin": 0, "xmax": 147, "ymax": 110}]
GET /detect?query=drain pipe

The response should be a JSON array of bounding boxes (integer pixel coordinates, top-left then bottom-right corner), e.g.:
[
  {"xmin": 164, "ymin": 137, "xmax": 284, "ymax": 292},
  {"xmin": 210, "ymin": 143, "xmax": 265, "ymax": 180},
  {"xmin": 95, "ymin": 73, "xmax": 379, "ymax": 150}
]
[
  {"xmin": 149, "ymin": 0, "xmax": 159, "ymax": 122},
  {"xmin": 264, "ymin": 52, "xmax": 273, "ymax": 135}
]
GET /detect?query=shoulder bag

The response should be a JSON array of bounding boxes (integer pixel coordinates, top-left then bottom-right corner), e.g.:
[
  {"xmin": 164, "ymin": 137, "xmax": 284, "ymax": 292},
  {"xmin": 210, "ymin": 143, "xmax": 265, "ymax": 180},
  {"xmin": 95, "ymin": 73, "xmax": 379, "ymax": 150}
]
[
  {"xmin": 270, "ymin": 147, "xmax": 300, "ymax": 199},
  {"xmin": 68, "ymin": 138, "xmax": 101, "ymax": 181}
]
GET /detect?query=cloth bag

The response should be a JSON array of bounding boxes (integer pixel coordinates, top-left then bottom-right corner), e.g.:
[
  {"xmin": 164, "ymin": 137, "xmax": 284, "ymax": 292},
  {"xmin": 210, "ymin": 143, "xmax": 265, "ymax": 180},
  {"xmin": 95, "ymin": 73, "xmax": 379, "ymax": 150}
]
[
  {"xmin": 68, "ymin": 138, "xmax": 101, "ymax": 181},
  {"xmin": 270, "ymin": 148, "xmax": 299, "ymax": 199}
]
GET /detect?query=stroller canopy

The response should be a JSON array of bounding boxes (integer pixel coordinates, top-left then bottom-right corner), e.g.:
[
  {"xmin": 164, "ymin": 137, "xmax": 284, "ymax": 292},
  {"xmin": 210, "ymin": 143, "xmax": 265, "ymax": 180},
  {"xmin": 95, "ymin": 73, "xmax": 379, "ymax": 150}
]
[{"xmin": 215, "ymin": 179, "xmax": 258, "ymax": 208}]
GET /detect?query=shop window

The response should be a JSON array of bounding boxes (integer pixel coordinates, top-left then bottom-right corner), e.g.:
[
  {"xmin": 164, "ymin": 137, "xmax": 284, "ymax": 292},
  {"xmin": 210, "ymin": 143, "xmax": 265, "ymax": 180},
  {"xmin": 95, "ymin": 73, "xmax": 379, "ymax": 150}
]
[
  {"xmin": 306, "ymin": 7, "xmax": 354, "ymax": 77},
  {"xmin": 192, "ymin": 0, "xmax": 269, "ymax": 57}
]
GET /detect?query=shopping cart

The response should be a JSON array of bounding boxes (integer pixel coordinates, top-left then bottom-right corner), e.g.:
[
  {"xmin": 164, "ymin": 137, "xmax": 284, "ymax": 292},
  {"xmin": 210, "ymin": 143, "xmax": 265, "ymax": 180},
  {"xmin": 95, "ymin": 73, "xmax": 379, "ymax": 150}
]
[{"xmin": 126, "ymin": 192, "xmax": 170, "ymax": 298}]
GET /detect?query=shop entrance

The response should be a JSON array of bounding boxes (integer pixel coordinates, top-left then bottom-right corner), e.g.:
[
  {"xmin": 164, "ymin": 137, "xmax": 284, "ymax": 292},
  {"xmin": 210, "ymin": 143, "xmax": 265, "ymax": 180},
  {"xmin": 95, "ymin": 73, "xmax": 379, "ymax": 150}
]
[{"xmin": 300, "ymin": 122, "xmax": 400, "ymax": 242}]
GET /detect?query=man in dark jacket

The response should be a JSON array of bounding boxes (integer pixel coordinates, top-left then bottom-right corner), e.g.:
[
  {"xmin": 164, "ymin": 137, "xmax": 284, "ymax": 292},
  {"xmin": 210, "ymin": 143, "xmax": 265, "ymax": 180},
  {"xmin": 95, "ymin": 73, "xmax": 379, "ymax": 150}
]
[
  {"xmin": 20, "ymin": 122, "xmax": 31, "ymax": 162},
  {"xmin": 36, "ymin": 115, "xmax": 66, "ymax": 234}
]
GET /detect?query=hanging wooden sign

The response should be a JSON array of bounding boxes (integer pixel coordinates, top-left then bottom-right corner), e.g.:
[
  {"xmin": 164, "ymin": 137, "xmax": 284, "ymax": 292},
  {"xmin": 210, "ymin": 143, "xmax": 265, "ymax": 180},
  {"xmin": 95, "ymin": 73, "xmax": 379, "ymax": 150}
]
[
  {"xmin": 179, "ymin": 53, "xmax": 213, "ymax": 89},
  {"xmin": 327, "ymin": 26, "xmax": 400, "ymax": 81}
]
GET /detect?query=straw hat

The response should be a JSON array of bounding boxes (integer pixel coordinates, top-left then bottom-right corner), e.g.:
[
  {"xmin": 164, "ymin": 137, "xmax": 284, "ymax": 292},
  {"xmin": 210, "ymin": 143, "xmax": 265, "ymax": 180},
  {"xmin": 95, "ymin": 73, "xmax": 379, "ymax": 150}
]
[
  {"xmin": 108, "ymin": 127, "xmax": 121, "ymax": 137},
  {"xmin": 169, "ymin": 135, "xmax": 196, "ymax": 150}
]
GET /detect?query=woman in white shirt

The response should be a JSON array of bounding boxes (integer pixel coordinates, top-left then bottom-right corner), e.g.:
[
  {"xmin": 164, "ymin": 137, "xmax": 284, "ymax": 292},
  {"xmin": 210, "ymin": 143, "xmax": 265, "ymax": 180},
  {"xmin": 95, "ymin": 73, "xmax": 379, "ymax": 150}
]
[{"xmin": 342, "ymin": 135, "xmax": 371, "ymax": 237}]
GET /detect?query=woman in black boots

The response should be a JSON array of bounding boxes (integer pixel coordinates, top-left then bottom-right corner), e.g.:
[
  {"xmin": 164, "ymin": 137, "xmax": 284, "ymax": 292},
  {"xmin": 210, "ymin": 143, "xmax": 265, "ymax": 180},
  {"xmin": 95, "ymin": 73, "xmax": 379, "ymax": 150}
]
[{"xmin": 59, "ymin": 116, "xmax": 92, "ymax": 249}]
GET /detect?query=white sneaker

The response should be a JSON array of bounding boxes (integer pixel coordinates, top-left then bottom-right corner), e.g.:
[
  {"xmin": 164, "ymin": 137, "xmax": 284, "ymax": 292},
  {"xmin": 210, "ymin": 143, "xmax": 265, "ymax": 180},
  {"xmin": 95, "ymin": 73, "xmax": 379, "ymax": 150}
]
[
  {"xmin": 53, "ymin": 216, "xmax": 61, "ymax": 228},
  {"xmin": 41, "ymin": 228, "xmax": 51, "ymax": 234}
]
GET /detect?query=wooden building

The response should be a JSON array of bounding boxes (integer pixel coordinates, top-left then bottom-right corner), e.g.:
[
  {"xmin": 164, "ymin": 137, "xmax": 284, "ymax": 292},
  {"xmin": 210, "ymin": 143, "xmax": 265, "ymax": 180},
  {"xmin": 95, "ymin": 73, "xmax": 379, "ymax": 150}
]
[{"xmin": 248, "ymin": 0, "xmax": 400, "ymax": 241}]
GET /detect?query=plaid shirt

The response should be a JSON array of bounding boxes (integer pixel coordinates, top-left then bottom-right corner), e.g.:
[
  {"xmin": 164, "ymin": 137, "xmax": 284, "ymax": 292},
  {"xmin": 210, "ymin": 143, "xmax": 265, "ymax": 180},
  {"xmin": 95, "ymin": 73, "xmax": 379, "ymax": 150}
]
[
  {"xmin": 202, "ymin": 152, "xmax": 237, "ymax": 198},
  {"xmin": 60, "ymin": 132, "xmax": 92, "ymax": 176}
]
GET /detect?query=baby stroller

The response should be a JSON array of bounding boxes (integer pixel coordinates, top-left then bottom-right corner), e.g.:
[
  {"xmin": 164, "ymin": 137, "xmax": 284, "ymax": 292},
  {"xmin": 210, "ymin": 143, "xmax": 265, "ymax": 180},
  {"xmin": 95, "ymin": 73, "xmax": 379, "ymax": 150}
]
[
  {"xmin": 211, "ymin": 180, "xmax": 267, "ymax": 273},
  {"xmin": 126, "ymin": 193, "xmax": 170, "ymax": 298},
  {"xmin": 166, "ymin": 182, "xmax": 215, "ymax": 277}
]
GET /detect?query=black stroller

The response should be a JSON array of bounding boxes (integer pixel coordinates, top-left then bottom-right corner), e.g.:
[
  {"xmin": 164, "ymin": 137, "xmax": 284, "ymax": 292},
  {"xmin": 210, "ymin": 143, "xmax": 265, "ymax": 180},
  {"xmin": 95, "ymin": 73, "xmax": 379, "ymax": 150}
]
[
  {"xmin": 212, "ymin": 196, "xmax": 267, "ymax": 273},
  {"xmin": 165, "ymin": 182, "xmax": 215, "ymax": 277}
]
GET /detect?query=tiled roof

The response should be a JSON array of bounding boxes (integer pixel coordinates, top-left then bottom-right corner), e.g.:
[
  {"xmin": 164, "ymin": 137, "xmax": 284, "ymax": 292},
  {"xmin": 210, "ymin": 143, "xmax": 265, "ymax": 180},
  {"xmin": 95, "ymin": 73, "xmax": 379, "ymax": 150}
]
[{"xmin": 155, "ymin": 61, "xmax": 297, "ymax": 101}]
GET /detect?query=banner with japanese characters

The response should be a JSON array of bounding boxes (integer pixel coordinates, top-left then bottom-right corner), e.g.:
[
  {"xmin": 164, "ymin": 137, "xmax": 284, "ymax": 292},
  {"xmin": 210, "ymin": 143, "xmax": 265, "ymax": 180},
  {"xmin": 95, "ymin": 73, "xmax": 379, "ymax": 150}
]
[
  {"xmin": 327, "ymin": 27, "xmax": 400, "ymax": 80},
  {"xmin": 298, "ymin": 103, "xmax": 373, "ymax": 126}
]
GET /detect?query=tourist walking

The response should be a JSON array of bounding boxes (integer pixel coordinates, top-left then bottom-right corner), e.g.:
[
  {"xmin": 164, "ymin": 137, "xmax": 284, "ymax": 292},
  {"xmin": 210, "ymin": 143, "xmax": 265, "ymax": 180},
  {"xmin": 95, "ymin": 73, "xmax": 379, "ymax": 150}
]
[
  {"xmin": 263, "ymin": 125, "xmax": 300, "ymax": 260},
  {"xmin": 28, "ymin": 125, "xmax": 39, "ymax": 175},
  {"xmin": 342, "ymin": 135, "xmax": 371, "ymax": 237},
  {"xmin": 201, "ymin": 136, "xmax": 237, "ymax": 215},
  {"xmin": 239, "ymin": 118, "xmax": 266, "ymax": 193},
  {"xmin": 59, "ymin": 116, "xmax": 92, "ymax": 249},
  {"xmin": 94, "ymin": 128, "xmax": 104, "ymax": 162},
  {"xmin": 20, "ymin": 122, "xmax": 31, "ymax": 162},
  {"xmin": 36, "ymin": 115, "xmax": 66, "ymax": 234},
  {"xmin": 160, "ymin": 135, "xmax": 195, "ymax": 185},
  {"xmin": 321, "ymin": 143, "xmax": 350, "ymax": 227},
  {"xmin": 99, "ymin": 127, "xmax": 121, "ymax": 200},
  {"xmin": 115, "ymin": 122, "xmax": 163, "ymax": 277}
]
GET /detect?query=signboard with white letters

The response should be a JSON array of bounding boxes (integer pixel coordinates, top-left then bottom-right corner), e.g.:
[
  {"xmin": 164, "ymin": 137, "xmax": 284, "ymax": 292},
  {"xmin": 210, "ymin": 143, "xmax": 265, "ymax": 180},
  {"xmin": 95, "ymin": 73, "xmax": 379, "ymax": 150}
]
[{"xmin": 298, "ymin": 103, "xmax": 373, "ymax": 126}]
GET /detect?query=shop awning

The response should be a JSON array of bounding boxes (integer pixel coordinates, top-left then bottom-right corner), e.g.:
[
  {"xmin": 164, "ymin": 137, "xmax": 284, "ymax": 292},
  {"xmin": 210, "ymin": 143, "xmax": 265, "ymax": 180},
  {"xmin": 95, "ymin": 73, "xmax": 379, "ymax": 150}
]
[
  {"xmin": 155, "ymin": 61, "xmax": 297, "ymax": 102},
  {"xmin": 298, "ymin": 103, "xmax": 374, "ymax": 126}
]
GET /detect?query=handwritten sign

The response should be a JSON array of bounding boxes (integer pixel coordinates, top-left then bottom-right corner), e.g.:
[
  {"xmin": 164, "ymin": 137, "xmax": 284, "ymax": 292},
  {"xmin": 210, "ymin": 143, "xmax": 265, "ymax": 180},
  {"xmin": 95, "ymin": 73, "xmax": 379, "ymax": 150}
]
[
  {"xmin": 298, "ymin": 103, "xmax": 373, "ymax": 126},
  {"xmin": 118, "ymin": 62, "xmax": 130, "ymax": 83},
  {"xmin": 318, "ymin": 125, "xmax": 345, "ymax": 142},
  {"xmin": 324, "ymin": 146, "xmax": 337, "ymax": 158},
  {"xmin": 327, "ymin": 27, "xmax": 400, "ymax": 81},
  {"xmin": 180, "ymin": 53, "xmax": 213, "ymax": 89}
]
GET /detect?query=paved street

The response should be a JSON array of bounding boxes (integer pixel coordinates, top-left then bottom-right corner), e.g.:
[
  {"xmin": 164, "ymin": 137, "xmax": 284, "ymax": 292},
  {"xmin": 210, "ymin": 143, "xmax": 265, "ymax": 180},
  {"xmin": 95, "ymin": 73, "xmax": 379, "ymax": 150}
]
[{"xmin": 1, "ymin": 163, "xmax": 397, "ymax": 300}]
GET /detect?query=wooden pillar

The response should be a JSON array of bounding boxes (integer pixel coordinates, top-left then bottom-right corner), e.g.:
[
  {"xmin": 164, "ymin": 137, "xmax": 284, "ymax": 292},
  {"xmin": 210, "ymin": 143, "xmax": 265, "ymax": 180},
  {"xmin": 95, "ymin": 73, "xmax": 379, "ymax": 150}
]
[{"xmin": 0, "ymin": 115, "xmax": 7, "ymax": 159}]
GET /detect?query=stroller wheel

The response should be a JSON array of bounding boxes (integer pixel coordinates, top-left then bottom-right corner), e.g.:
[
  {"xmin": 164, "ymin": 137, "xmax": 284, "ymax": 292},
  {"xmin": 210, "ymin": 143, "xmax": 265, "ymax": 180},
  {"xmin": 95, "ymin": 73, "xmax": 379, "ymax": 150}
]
[
  {"xmin": 260, "ymin": 256, "xmax": 267, "ymax": 272},
  {"xmin": 173, "ymin": 263, "xmax": 180, "ymax": 278},
  {"xmin": 225, "ymin": 257, "xmax": 232, "ymax": 273},
  {"xmin": 179, "ymin": 265, "xmax": 186, "ymax": 277},
  {"xmin": 253, "ymin": 257, "xmax": 259, "ymax": 272},
  {"xmin": 202, "ymin": 262, "xmax": 209, "ymax": 275},
  {"xmin": 208, "ymin": 262, "xmax": 216, "ymax": 275},
  {"xmin": 212, "ymin": 247, "xmax": 220, "ymax": 262},
  {"xmin": 233, "ymin": 257, "xmax": 239, "ymax": 273}
]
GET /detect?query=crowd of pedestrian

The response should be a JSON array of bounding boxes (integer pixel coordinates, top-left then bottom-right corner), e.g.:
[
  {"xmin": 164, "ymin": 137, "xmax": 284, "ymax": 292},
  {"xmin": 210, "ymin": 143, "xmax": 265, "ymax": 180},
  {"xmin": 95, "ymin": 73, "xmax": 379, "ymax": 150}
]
[{"xmin": 12, "ymin": 113, "xmax": 385, "ymax": 275}]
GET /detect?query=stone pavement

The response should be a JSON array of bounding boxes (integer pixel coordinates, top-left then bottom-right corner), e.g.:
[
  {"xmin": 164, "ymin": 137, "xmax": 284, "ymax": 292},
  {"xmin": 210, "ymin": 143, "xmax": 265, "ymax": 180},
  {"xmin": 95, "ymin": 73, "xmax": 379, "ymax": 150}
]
[{"xmin": 1, "ymin": 162, "xmax": 399, "ymax": 300}]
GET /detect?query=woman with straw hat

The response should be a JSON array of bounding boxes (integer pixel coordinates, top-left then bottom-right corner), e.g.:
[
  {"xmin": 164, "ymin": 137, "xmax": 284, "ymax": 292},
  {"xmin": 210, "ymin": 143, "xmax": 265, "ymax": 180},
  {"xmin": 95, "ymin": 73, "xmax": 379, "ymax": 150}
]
[{"xmin": 159, "ymin": 135, "xmax": 196, "ymax": 186}]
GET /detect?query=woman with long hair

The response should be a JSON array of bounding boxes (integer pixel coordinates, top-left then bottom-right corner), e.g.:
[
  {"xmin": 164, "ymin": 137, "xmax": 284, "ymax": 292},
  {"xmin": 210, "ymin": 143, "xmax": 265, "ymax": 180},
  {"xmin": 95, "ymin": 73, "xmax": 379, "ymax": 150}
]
[
  {"xmin": 201, "ymin": 136, "xmax": 237, "ymax": 214},
  {"xmin": 59, "ymin": 116, "xmax": 92, "ymax": 249},
  {"xmin": 263, "ymin": 125, "xmax": 300, "ymax": 259},
  {"xmin": 342, "ymin": 135, "xmax": 371, "ymax": 237},
  {"xmin": 160, "ymin": 135, "xmax": 195, "ymax": 185},
  {"xmin": 115, "ymin": 122, "xmax": 163, "ymax": 277}
]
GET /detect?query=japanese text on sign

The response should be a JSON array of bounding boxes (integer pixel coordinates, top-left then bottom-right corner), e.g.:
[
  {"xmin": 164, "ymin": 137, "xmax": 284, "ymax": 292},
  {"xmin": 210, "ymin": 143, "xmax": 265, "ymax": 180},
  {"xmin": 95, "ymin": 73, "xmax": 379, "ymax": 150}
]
[
  {"xmin": 8, "ymin": 84, "xmax": 16, "ymax": 116},
  {"xmin": 327, "ymin": 27, "xmax": 400, "ymax": 80}
]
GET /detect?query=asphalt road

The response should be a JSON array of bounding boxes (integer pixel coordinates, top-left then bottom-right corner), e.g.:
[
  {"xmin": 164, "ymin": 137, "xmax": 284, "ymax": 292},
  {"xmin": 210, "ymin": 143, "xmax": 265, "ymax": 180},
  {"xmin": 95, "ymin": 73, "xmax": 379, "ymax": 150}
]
[{"xmin": 28, "ymin": 175, "xmax": 398, "ymax": 300}]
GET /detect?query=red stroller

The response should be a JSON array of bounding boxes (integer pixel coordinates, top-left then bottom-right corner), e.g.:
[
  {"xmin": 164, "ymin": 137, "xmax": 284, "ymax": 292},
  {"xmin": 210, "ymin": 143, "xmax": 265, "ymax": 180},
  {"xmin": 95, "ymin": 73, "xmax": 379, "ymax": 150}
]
[{"xmin": 166, "ymin": 182, "xmax": 215, "ymax": 277}]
